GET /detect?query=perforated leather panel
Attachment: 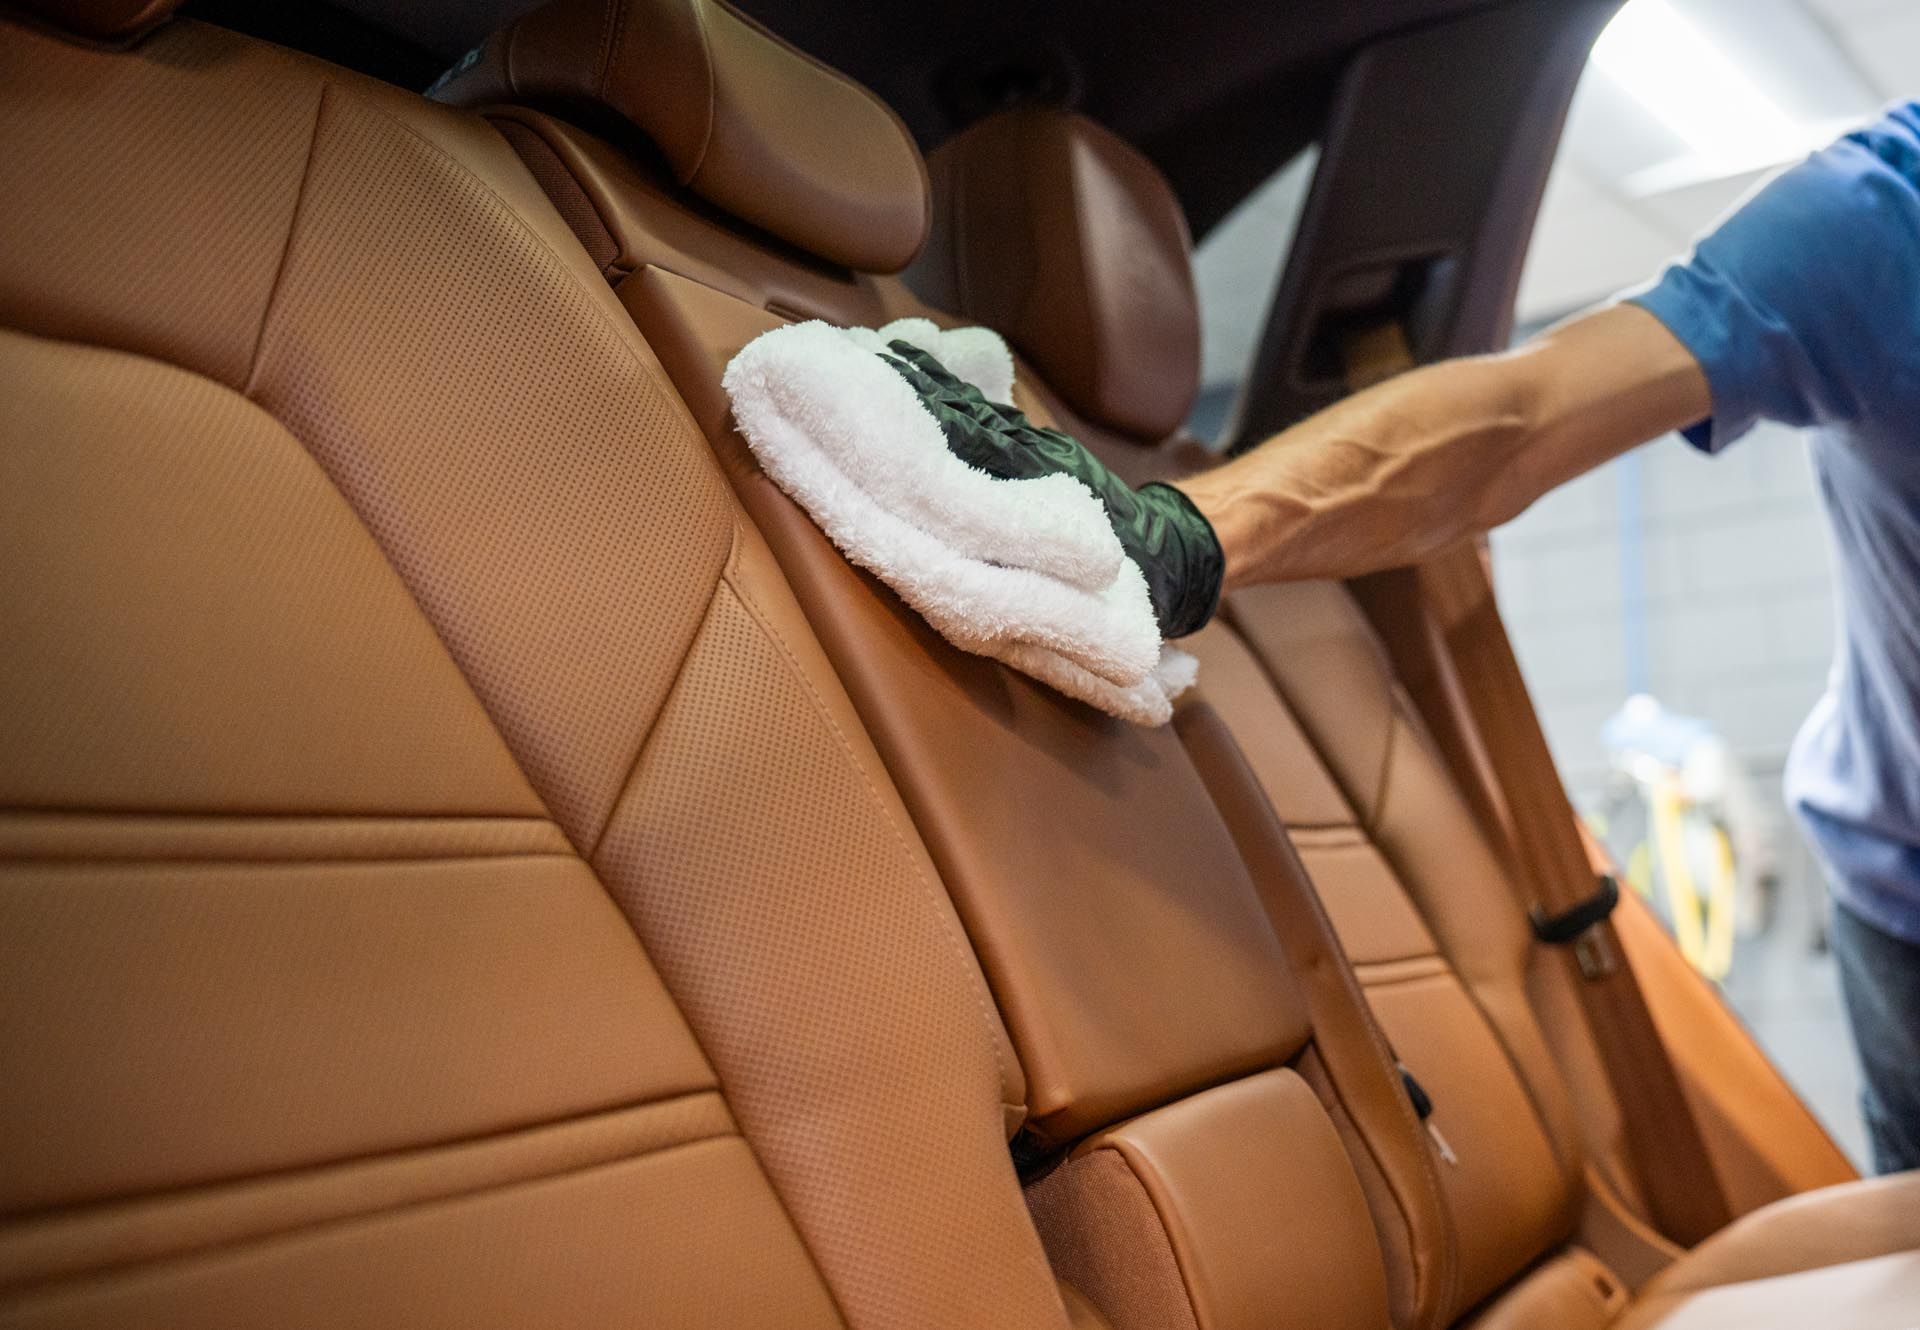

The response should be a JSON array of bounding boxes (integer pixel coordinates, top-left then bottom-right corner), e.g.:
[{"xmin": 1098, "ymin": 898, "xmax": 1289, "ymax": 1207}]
[{"xmin": 0, "ymin": 17, "xmax": 1062, "ymax": 1329}]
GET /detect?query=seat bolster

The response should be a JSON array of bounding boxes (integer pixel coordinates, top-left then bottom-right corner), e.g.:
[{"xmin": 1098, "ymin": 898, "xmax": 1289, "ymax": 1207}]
[
  {"xmin": 1636, "ymin": 1172, "xmax": 1920, "ymax": 1297},
  {"xmin": 1031, "ymin": 1070, "xmax": 1392, "ymax": 1330}
]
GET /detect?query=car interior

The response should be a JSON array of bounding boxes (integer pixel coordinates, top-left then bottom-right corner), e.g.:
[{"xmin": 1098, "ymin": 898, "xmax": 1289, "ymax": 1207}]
[{"xmin": 2, "ymin": 0, "xmax": 1917, "ymax": 1327}]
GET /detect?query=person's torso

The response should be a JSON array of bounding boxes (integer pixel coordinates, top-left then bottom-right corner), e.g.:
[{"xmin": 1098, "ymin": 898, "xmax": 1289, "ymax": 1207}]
[{"xmin": 1789, "ymin": 424, "xmax": 1920, "ymax": 942}]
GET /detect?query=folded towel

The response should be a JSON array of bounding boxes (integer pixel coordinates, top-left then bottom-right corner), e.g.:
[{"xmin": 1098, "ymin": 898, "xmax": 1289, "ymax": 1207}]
[
  {"xmin": 838, "ymin": 317, "xmax": 1015, "ymax": 406},
  {"xmin": 735, "ymin": 322, "xmax": 1121, "ymax": 591},
  {"xmin": 723, "ymin": 319, "xmax": 1196, "ymax": 725},
  {"xmin": 1001, "ymin": 639, "xmax": 1199, "ymax": 728}
]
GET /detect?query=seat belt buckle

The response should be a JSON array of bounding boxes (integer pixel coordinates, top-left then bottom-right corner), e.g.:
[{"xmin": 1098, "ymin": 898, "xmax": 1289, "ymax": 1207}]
[
  {"xmin": 1398, "ymin": 1063, "xmax": 1459, "ymax": 1166},
  {"xmin": 1530, "ymin": 874, "xmax": 1622, "ymax": 980}
]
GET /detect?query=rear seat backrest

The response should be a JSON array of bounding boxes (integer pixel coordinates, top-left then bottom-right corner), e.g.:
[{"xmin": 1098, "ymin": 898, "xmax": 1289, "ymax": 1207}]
[
  {"xmin": 0, "ymin": 8, "xmax": 1068, "ymax": 1327},
  {"xmin": 441, "ymin": 6, "xmax": 1460, "ymax": 1328},
  {"xmin": 920, "ymin": 107, "xmax": 1589, "ymax": 1317}
]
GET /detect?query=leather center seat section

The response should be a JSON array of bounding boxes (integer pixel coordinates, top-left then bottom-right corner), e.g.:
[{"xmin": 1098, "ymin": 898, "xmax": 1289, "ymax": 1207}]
[
  {"xmin": 437, "ymin": 4, "xmax": 1464, "ymax": 1330},
  {"xmin": 914, "ymin": 112, "xmax": 1597, "ymax": 1313},
  {"xmin": 437, "ymin": 3, "xmax": 1920, "ymax": 1326}
]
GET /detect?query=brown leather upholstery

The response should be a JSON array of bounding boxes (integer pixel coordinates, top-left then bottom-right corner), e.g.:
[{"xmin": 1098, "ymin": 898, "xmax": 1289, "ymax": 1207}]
[
  {"xmin": 912, "ymin": 107, "xmax": 1202, "ymax": 440},
  {"xmin": 469, "ymin": 67, "xmax": 1454, "ymax": 1330},
  {"xmin": 1462, "ymin": 1250, "xmax": 1628, "ymax": 1330},
  {"xmin": 1057, "ymin": 1069, "xmax": 1394, "ymax": 1330},
  {"xmin": 622, "ymin": 254, "xmax": 1444, "ymax": 1330},
  {"xmin": 0, "ymin": 14, "xmax": 1067, "ymax": 1328},
  {"xmin": 911, "ymin": 98, "xmax": 1613, "ymax": 1323},
  {"xmin": 433, "ymin": 0, "xmax": 928, "ymax": 273},
  {"xmin": 1194, "ymin": 587, "xmax": 1587, "ymax": 1315},
  {"xmin": 19, "ymin": 8, "xmax": 1916, "ymax": 1330},
  {"xmin": 619, "ymin": 251, "xmax": 1442, "ymax": 1135},
  {"xmin": 910, "ymin": 100, "xmax": 1920, "ymax": 1330}
]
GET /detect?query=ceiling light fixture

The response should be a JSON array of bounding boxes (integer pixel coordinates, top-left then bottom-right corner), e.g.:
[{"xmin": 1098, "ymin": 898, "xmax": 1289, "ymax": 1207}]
[{"xmin": 1593, "ymin": 0, "xmax": 1822, "ymax": 179}]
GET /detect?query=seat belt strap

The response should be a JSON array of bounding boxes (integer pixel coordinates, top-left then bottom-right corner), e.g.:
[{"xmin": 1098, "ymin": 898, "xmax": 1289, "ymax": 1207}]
[{"xmin": 1336, "ymin": 324, "xmax": 1734, "ymax": 1247}]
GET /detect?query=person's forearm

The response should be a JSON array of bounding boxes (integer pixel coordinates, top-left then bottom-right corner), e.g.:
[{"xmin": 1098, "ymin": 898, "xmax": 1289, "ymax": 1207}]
[{"xmin": 1175, "ymin": 303, "xmax": 1711, "ymax": 587}]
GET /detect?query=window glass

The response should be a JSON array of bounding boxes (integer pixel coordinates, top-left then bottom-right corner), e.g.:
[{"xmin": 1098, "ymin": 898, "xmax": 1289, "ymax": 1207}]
[{"xmin": 1185, "ymin": 147, "xmax": 1318, "ymax": 443}]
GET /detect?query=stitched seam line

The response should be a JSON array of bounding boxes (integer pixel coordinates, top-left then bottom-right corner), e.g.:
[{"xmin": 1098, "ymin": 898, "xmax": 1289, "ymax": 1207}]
[
  {"xmin": 719, "ymin": 560, "xmax": 1023, "ymax": 1101},
  {"xmin": 4, "ymin": 1088, "xmax": 726, "ymax": 1229},
  {"xmin": 594, "ymin": 0, "xmax": 620, "ymax": 100},
  {"xmin": 584, "ymin": 520, "xmax": 752, "ymax": 863},
  {"xmin": 258, "ymin": 87, "xmax": 733, "ymax": 850},
  {"xmin": 244, "ymin": 82, "xmax": 327, "ymax": 395},
  {"xmin": 573, "ymin": 543, "xmax": 850, "ymax": 1328},
  {"xmin": 3, "ymin": 1110, "xmax": 735, "ymax": 1298},
  {"xmin": 684, "ymin": 0, "xmax": 718, "ymax": 185}
]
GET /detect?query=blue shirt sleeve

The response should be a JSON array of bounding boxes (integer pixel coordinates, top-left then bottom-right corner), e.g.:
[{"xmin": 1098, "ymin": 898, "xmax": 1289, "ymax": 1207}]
[{"xmin": 1624, "ymin": 102, "xmax": 1920, "ymax": 453}]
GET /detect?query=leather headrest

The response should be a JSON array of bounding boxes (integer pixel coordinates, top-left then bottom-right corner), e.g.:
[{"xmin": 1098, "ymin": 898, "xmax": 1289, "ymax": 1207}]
[
  {"xmin": 434, "ymin": 0, "xmax": 928, "ymax": 274},
  {"xmin": 913, "ymin": 108, "xmax": 1200, "ymax": 441},
  {"xmin": 17, "ymin": 0, "xmax": 177, "ymax": 39}
]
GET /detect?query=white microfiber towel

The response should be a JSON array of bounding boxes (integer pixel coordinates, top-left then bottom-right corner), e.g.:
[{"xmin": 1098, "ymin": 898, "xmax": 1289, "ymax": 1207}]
[
  {"xmin": 723, "ymin": 319, "xmax": 1196, "ymax": 725},
  {"xmin": 838, "ymin": 317, "xmax": 1016, "ymax": 406},
  {"xmin": 737, "ymin": 322, "xmax": 1120, "ymax": 591}
]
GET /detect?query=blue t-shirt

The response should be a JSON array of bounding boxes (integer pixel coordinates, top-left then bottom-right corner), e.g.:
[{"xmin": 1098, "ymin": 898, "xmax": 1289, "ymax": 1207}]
[{"xmin": 1628, "ymin": 101, "xmax": 1920, "ymax": 945}]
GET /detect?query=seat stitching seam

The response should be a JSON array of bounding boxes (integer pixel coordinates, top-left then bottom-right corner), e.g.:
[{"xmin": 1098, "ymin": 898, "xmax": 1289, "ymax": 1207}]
[
  {"xmin": 594, "ymin": 0, "xmax": 620, "ymax": 101},
  {"xmin": 684, "ymin": 0, "xmax": 718, "ymax": 185},
  {"xmin": 718, "ymin": 555, "xmax": 1024, "ymax": 1099},
  {"xmin": 571, "ymin": 543, "xmax": 854, "ymax": 1326},
  {"xmin": 4, "ymin": 1112, "xmax": 738, "ymax": 1298},
  {"xmin": 6, "ymin": 1087, "xmax": 730, "ymax": 1220},
  {"xmin": 583, "ymin": 521, "xmax": 750, "ymax": 863},
  {"xmin": 251, "ymin": 88, "xmax": 732, "ymax": 847},
  {"xmin": 1367, "ymin": 706, "xmax": 1399, "ymax": 840},
  {"xmin": 243, "ymin": 82, "xmax": 327, "ymax": 396}
]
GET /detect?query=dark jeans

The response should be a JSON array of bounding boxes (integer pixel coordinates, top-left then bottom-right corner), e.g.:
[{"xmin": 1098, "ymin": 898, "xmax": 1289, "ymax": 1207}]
[{"xmin": 1831, "ymin": 900, "xmax": 1920, "ymax": 1174}]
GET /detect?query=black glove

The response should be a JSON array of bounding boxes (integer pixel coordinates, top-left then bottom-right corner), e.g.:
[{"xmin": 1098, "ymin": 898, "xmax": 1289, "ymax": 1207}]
[{"xmin": 881, "ymin": 342, "xmax": 1223, "ymax": 638}]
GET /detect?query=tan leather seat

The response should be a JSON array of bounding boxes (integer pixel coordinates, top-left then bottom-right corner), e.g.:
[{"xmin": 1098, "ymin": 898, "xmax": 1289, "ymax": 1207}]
[
  {"xmin": 918, "ymin": 104, "xmax": 1594, "ymax": 1324},
  {"xmin": 0, "ymin": 5, "xmax": 1072, "ymax": 1326},
  {"xmin": 439, "ymin": 4, "xmax": 1471, "ymax": 1328},
  {"xmin": 918, "ymin": 103, "xmax": 1920, "ymax": 1330},
  {"xmin": 12, "ymin": 0, "xmax": 1914, "ymax": 1326}
]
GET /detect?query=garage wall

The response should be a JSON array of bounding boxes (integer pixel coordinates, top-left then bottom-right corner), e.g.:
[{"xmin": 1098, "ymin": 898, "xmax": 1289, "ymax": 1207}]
[{"xmin": 1491, "ymin": 423, "xmax": 1837, "ymax": 800}]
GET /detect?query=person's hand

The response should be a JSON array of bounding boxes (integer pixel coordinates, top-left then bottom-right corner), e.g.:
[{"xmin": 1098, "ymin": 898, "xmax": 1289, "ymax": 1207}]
[{"xmin": 883, "ymin": 342, "xmax": 1224, "ymax": 637}]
